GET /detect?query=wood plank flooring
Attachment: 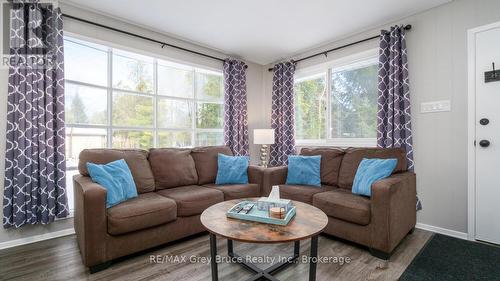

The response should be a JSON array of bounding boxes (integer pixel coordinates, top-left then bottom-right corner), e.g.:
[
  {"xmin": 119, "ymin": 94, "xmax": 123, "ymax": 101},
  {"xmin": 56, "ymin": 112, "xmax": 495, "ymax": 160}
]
[{"xmin": 0, "ymin": 229, "xmax": 432, "ymax": 281}]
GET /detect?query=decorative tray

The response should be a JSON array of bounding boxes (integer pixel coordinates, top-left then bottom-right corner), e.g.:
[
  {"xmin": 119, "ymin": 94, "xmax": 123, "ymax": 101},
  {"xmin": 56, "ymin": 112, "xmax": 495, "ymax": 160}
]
[{"xmin": 226, "ymin": 200, "xmax": 296, "ymax": 226}]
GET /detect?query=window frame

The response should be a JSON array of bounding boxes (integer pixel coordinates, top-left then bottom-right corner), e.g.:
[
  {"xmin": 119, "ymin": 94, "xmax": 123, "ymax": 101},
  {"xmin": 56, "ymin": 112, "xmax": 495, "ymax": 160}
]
[
  {"xmin": 294, "ymin": 48, "xmax": 379, "ymax": 147},
  {"xmin": 64, "ymin": 33, "xmax": 225, "ymax": 172}
]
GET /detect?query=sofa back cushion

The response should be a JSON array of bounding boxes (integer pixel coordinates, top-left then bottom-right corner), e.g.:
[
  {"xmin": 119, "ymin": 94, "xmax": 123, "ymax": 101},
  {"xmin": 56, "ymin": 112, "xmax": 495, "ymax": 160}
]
[
  {"xmin": 148, "ymin": 148, "xmax": 198, "ymax": 190},
  {"xmin": 300, "ymin": 147, "xmax": 345, "ymax": 186},
  {"xmin": 78, "ymin": 149, "xmax": 155, "ymax": 193},
  {"xmin": 338, "ymin": 147, "xmax": 407, "ymax": 189},
  {"xmin": 191, "ymin": 146, "xmax": 233, "ymax": 185}
]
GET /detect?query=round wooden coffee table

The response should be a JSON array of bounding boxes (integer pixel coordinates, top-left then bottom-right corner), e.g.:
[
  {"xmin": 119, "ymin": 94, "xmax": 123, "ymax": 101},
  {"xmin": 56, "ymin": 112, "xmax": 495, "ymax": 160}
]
[{"xmin": 201, "ymin": 198, "xmax": 328, "ymax": 281}]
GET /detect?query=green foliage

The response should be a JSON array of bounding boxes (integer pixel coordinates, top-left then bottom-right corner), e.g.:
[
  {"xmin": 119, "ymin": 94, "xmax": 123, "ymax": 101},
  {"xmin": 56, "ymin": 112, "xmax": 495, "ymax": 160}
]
[
  {"xmin": 158, "ymin": 131, "xmax": 191, "ymax": 147},
  {"xmin": 294, "ymin": 77, "xmax": 326, "ymax": 140},
  {"xmin": 331, "ymin": 64, "xmax": 377, "ymax": 138},
  {"xmin": 111, "ymin": 61, "xmax": 155, "ymax": 148},
  {"xmin": 66, "ymin": 93, "xmax": 88, "ymax": 124},
  {"xmin": 197, "ymin": 103, "xmax": 222, "ymax": 129},
  {"xmin": 197, "ymin": 74, "xmax": 223, "ymax": 129},
  {"xmin": 69, "ymin": 61, "xmax": 224, "ymax": 149},
  {"xmin": 294, "ymin": 64, "xmax": 378, "ymax": 141},
  {"xmin": 198, "ymin": 73, "xmax": 222, "ymax": 99},
  {"xmin": 115, "ymin": 60, "xmax": 153, "ymax": 93},
  {"xmin": 112, "ymin": 130, "xmax": 153, "ymax": 149},
  {"xmin": 197, "ymin": 132, "xmax": 223, "ymax": 146}
]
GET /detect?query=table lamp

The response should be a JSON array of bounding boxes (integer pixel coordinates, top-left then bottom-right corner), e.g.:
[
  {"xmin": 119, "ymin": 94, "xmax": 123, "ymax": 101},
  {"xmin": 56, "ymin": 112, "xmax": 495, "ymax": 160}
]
[{"xmin": 253, "ymin": 129, "xmax": 275, "ymax": 168}]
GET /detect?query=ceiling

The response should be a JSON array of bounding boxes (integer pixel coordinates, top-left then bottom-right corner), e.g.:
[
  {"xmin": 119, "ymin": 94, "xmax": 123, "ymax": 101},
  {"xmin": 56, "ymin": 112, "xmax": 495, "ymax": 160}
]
[{"xmin": 63, "ymin": 0, "xmax": 451, "ymax": 65}]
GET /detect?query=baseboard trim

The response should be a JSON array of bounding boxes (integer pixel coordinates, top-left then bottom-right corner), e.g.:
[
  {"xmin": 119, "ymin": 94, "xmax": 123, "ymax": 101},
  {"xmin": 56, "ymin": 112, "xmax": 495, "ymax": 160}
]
[
  {"xmin": 0, "ymin": 228, "xmax": 75, "ymax": 250},
  {"xmin": 416, "ymin": 223, "xmax": 468, "ymax": 240}
]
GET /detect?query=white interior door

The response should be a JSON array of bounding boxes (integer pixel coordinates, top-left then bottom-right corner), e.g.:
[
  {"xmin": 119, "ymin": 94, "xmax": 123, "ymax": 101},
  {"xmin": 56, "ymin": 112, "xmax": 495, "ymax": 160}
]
[{"xmin": 475, "ymin": 26, "xmax": 500, "ymax": 245}]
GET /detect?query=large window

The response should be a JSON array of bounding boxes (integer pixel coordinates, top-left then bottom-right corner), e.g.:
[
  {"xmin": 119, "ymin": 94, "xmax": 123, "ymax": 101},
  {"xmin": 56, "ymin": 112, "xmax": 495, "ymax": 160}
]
[
  {"xmin": 64, "ymin": 36, "xmax": 224, "ymax": 210},
  {"xmin": 294, "ymin": 50, "xmax": 378, "ymax": 146}
]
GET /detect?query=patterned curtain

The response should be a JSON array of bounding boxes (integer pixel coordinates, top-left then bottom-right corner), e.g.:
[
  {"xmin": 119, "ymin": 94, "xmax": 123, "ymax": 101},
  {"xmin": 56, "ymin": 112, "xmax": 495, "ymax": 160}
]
[
  {"xmin": 377, "ymin": 25, "xmax": 421, "ymax": 210},
  {"xmin": 269, "ymin": 61, "xmax": 296, "ymax": 167},
  {"xmin": 223, "ymin": 59, "xmax": 249, "ymax": 156},
  {"xmin": 3, "ymin": 1, "xmax": 68, "ymax": 228}
]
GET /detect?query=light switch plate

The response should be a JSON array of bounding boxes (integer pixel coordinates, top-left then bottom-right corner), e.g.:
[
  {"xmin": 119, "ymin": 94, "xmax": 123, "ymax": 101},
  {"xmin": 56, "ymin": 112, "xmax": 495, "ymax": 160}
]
[{"xmin": 420, "ymin": 100, "xmax": 451, "ymax": 113}]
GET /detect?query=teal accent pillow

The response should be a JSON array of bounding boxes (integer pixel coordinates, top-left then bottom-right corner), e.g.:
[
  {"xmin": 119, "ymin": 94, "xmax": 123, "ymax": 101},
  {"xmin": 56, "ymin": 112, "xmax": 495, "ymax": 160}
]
[
  {"xmin": 215, "ymin": 154, "xmax": 249, "ymax": 185},
  {"xmin": 87, "ymin": 159, "xmax": 138, "ymax": 208},
  {"xmin": 352, "ymin": 158, "xmax": 398, "ymax": 197},
  {"xmin": 285, "ymin": 155, "xmax": 321, "ymax": 186}
]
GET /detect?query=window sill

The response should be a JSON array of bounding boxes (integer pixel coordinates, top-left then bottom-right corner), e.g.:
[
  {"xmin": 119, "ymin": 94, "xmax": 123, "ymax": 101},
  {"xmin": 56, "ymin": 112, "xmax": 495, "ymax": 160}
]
[{"xmin": 296, "ymin": 138, "xmax": 377, "ymax": 148}]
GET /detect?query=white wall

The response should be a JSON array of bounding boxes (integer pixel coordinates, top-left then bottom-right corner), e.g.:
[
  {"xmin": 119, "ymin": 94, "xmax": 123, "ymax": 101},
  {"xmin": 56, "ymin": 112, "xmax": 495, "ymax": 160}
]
[{"xmin": 262, "ymin": 0, "xmax": 500, "ymax": 234}]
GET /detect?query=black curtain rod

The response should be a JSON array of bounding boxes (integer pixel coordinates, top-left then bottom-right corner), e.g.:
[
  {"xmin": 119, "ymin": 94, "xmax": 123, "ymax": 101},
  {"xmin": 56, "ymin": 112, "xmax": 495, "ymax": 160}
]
[
  {"xmin": 268, "ymin": 24, "xmax": 412, "ymax": 72},
  {"xmin": 62, "ymin": 13, "xmax": 248, "ymax": 68}
]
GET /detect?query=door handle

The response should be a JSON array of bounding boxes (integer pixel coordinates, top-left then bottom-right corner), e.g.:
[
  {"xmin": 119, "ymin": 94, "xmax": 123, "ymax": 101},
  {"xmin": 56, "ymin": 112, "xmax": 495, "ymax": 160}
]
[{"xmin": 479, "ymin": 140, "xmax": 490, "ymax": 147}]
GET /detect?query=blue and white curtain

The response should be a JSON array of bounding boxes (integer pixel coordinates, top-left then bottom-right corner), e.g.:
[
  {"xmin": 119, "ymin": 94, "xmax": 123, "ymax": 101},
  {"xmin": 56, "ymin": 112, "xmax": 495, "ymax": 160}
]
[
  {"xmin": 377, "ymin": 25, "xmax": 421, "ymax": 210},
  {"xmin": 223, "ymin": 59, "xmax": 249, "ymax": 156},
  {"xmin": 377, "ymin": 25, "xmax": 413, "ymax": 169},
  {"xmin": 269, "ymin": 61, "xmax": 296, "ymax": 167},
  {"xmin": 3, "ymin": 1, "xmax": 68, "ymax": 228}
]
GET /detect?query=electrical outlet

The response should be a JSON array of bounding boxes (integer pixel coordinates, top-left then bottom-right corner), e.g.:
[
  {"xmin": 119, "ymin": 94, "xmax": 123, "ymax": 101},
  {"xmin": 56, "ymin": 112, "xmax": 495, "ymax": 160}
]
[{"xmin": 420, "ymin": 100, "xmax": 451, "ymax": 113}]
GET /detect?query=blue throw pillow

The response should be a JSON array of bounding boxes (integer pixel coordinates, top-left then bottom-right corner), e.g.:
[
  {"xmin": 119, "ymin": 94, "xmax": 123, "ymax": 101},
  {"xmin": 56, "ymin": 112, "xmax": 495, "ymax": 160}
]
[
  {"xmin": 87, "ymin": 159, "xmax": 138, "ymax": 208},
  {"xmin": 352, "ymin": 158, "xmax": 398, "ymax": 197},
  {"xmin": 285, "ymin": 155, "xmax": 321, "ymax": 186},
  {"xmin": 216, "ymin": 154, "xmax": 249, "ymax": 185}
]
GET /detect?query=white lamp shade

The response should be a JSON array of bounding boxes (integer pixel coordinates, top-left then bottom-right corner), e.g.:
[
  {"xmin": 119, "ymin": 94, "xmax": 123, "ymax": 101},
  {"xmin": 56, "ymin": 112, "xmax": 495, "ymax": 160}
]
[{"xmin": 253, "ymin": 129, "xmax": 275, "ymax": 145}]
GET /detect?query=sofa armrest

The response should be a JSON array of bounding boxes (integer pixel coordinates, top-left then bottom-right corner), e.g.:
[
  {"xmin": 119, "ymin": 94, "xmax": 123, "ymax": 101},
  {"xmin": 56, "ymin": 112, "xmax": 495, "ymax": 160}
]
[
  {"xmin": 370, "ymin": 172, "xmax": 417, "ymax": 253},
  {"xmin": 73, "ymin": 174, "xmax": 108, "ymax": 267},
  {"xmin": 248, "ymin": 165, "xmax": 265, "ymax": 192},
  {"xmin": 262, "ymin": 166, "xmax": 288, "ymax": 196}
]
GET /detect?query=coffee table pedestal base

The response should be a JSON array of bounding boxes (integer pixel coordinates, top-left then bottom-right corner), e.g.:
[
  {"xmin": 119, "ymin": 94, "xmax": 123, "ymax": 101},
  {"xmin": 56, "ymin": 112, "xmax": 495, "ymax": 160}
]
[{"xmin": 209, "ymin": 234, "xmax": 319, "ymax": 281}]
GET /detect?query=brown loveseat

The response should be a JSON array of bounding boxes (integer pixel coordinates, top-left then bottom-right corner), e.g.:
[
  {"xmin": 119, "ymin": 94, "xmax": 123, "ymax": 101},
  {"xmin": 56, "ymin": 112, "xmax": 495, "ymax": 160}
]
[
  {"xmin": 262, "ymin": 147, "xmax": 417, "ymax": 259},
  {"xmin": 73, "ymin": 146, "xmax": 263, "ymax": 272},
  {"xmin": 74, "ymin": 145, "xmax": 416, "ymax": 272}
]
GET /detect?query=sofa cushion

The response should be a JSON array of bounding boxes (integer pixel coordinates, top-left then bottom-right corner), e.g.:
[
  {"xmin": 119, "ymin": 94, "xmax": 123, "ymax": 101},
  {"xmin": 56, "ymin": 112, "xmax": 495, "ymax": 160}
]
[
  {"xmin": 216, "ymin": 154, "xmax": 249, "ymax": 185},
  {"xmin": 278, "ymin": 184, "xmax": 335, "ymax": 204},
  {"xmin": 107, "ymin": 192, "xmax": 177, "ymax": 235},
  {"xmin": 87, "ymin": 159, "xmax": 138, "ymax": 208},
  {"xmin": 286, "ymin": 155, "xmax": 321, "ymax": 186},
  {"xmin": 203, "ymin": 183, "xmax": 260, "ymax": 200},
  {"xmin": 157, "ymin": 185, "xmax": 224, "ymax": 217},
  {"xmin": 300, "ymin": 147, "xmax": 345, "ymax": 186},
  {"xmin": 313, "ymin": 189, "xmax": 371, "ymax": 225},
  {"xmin": 191, "ymin": 146, "xmax": 233, "ymax": 185},
  {"xmin": 149, "ymin": 148, "xmax": 198, "ymax": 190},
  {"xmin": 338, "ymin": 147, "xmax": 407, "ymax": 189},
  {"xmin": 79, "ymin": 149, "xmax": 155, "ymax": 193}
]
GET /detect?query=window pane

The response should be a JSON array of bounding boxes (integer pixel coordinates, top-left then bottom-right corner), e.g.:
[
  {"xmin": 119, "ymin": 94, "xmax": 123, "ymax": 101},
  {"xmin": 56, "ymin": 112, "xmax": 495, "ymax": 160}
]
[
  {"xmin": 331, "ymin": 62, "xmax": 378, "ymax": 138},
  {"xmin": 112, "ymin": 92, "xmax": 153, "ymax": 127},
  {"xmin": 197, "ymin": 103, "xmax": 223, "ymax": 129},
  {"xmin": 66, "ymin": 169, "xmax": 79, "ymax": 211},
  {"xmin": 65, "ymin": 127, "xmax": 107, "ymax": 168},
  {"xmin": 158, "ymin": 98, "xmax": 193, "ymax": 129},
  {"xmin": 196, "ymin": 131, "xmax": 223, "ymax": 146},
  {"xmin": 158, "ymin": 131, "xmax": 192, "ymax": 147},
  {"xmin": 64, "ymin": 38, "xmax": 107, "ymax": 86},
  {"xmin": 196, "ymin": 70, "xmax": 223, "ymax": 100},
  {"xmin": 112, "ymin": 130, "xmax": 153, "ymax": 149},
  {"xmin": 113, "ymin": 50, "xmax": 153, "ymax": 93},
  {"xmin": 294, "ymin": 74, "xmax": 327, "ymax": 140},
  {"xmin": 65, "ymin": 83, "xmax": 107, "ymax": 125},
  {"xmin": 158, "ymin": 64, "xmax": 193, "ymax": 98}
]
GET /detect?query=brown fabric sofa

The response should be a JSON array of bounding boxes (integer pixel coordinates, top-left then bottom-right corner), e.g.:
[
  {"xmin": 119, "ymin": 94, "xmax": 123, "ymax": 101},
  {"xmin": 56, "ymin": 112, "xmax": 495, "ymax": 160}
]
[
  {"xmin": 73, "ymin": 146, "xmax": 264, "ymax": 272},
  {"xmin": 74, "ymin": 145, "xmax": 415, "ymax": 272},
  {"xmin": 262, "ymin": 147, "xmax": 417, "ymax": 259}
]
